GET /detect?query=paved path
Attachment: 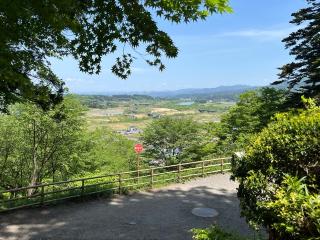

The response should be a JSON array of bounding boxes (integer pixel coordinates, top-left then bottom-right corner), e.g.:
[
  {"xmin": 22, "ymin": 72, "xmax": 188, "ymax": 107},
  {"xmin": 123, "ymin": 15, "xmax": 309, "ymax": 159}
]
[{"xmin": 0, "ymin": 174, "xmax": 254, "ymax": 240}]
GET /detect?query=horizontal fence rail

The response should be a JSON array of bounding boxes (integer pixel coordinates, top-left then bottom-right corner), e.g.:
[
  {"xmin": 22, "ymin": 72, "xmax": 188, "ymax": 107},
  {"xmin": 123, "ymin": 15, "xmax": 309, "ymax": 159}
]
[{"xmin": 0, "ymin": 157, "xmax": 231, "ymax": 212}]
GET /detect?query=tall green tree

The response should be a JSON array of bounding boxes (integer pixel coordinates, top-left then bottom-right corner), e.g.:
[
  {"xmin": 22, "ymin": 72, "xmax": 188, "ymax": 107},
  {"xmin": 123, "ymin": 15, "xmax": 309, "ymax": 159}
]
[
  {"xmin": 206, "ymin": 88, "xmax": 287, "ymax": 157},
  {"xmin": 0, "ymin": 96, "xmax": 87, "ymax": 193},
  {"xmin": 219, "ymin": 87, "xmax": 286, "ymax": 147},
  {"xmin": 274, "ymin": 0, "xmax": 320, "ymax": 103},
  {"xmin": 0, "ymin": 0, "xmax": 231, "ymax": 111},
  {"xmin": 142, "ymin": 116, "xmax": 204, "ymax": 165}
]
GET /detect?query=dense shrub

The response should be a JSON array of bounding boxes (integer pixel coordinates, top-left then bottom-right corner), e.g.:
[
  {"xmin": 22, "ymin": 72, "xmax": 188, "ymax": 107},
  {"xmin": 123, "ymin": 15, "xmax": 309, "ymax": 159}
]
[
  {"xmin": 192, "ymin": 225, "xmax": 249, "ymax": 240},
  {"xmin": 260, "ymin": 175, "xmax": 320, "ymax": 239},
  {"xmin": 231, "ymin": 103, "xmax": 320, "ymax": 239}
]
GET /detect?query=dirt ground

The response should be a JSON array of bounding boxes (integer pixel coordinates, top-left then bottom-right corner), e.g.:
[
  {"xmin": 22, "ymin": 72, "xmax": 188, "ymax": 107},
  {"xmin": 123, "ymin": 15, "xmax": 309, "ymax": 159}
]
[{"xmin": 0, "ymin": 174, "xmax": 256, "ymax": 240}]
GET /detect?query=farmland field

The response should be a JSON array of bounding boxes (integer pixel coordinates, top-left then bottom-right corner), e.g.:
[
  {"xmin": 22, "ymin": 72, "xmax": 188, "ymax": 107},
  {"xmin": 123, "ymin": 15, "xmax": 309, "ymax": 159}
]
[{"xmin": 83, "ymin": 96, "xmax": 235, "ymax": 139}]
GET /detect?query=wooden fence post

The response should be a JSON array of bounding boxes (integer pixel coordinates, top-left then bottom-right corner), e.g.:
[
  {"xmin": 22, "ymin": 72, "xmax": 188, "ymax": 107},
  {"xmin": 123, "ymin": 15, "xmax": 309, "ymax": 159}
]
[
  {"xmin": 40, "ymin": 185, "xmax": 45, "ymax": 206},
  {"xmin": 150, "ymin": 168, "xmax": 154, "ymax": 189},
  {"xmin": 221, "ymin": 158, "xmax": 224, "ymax": 173},
  {"xmin": 178, "ymin": 163, "xmax": 181, "ymax": 182},
  {"xmin": 137, "ymin": 153, "xmax": 140, "ymax": 184},
  {"xmin": 202, "ymin": 161, "xmax": 205, "ymax": 177},
  {"xmin": 118, "ymin": 174, "xmax": 122, "ymax": 194},
  {"xmin": 81, "ymin": 179, "xmax": 85, "ymax": 198},
  {"xmin": 1, "ymin": 157, "xmax": 234, "ymax": 212}
]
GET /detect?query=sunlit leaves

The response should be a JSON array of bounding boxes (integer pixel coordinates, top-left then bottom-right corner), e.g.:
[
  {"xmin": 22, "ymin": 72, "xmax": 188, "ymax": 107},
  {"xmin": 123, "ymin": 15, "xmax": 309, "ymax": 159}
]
[
  {"xmin": 231, "ymin": 104, "xmax": 320, "ymax": 238},
  {"xmin": 260, "ymin": 176, "xmax": 320, "ymax": 238}
]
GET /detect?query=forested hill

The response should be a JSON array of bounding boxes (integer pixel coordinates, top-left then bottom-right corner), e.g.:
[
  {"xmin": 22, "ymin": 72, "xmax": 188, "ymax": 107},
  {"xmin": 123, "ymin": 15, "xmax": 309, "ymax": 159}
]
[
  {"xmin": 77, "ymin": 85, "xmax": 258, "ymax": 103},
  {"xmin": 145, "ymin": 85, "xmax": 257, "ymax": 99}
]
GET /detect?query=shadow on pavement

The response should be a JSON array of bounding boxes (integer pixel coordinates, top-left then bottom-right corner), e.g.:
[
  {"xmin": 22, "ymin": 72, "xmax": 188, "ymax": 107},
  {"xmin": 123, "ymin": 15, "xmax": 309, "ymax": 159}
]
[{"xmin": 0, "ymin": 174, "xmax": 256, "ymax": 240}]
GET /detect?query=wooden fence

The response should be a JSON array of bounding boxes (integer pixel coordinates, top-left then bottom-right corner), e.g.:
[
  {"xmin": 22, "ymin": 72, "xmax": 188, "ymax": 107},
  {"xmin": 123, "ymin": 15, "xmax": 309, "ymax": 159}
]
[{"xmin": 0, "ymin": 157, "xmax": 231, "ymax": 212}]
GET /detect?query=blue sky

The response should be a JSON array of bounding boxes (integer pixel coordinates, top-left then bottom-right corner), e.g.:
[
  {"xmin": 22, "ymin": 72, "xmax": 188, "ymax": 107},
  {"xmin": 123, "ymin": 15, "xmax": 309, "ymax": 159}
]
[{"xmin": 51, "ymin": 0, "xmax": 307, "ymax": 93}]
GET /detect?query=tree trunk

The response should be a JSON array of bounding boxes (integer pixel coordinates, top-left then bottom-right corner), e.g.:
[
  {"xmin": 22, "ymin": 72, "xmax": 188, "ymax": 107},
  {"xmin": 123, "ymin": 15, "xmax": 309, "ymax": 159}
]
[
  {"xmin": 268, "ymin": 227, "xmax": 279, "ymax": 240},
  {"xmin": 27, "ymin": 164, "xmax": 39, "ymax": 196},
  {"xmin": 27, "ymin": 119, "xmax": 38, "ymax": 196}
]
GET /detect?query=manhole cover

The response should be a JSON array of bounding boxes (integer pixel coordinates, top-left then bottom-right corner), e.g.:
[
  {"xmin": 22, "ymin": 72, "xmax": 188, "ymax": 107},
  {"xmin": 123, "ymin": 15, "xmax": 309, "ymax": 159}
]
[{"xmin": 191, "ymin": 207, "xmax": 219, "ymax": 218}]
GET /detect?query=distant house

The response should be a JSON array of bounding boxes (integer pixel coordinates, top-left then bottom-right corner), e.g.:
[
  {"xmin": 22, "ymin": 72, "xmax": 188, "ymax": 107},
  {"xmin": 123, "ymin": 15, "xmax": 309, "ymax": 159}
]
[
  {"xmin": 117, "ymin": 126, "xmax": 142, "ymax": 136},
  {"xmin": 127, "ymin": 126, "xmax": 142, "ymax": 134},
  {"xmin": 135, "ymin": 103, "xmax": 152, "ymax": 106},
  {"xmin": 147, "ymin": 112, "xmax": 161, "ymax": 119},
  {"xmin": 116, "ymin": 130, "xmax": 127, "ymax": 134},
  {"xmin": 124, "ymin": 114, "xmax": 137, "ymax": 120},
  {"xmin": 198, "ymin": 109, "xmax": 216, "ymax": 113}
]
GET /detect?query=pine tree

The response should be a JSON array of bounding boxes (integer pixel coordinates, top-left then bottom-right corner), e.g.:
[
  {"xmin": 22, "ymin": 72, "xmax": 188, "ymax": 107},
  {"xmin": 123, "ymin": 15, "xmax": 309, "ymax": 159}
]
[{"xmin": 274, "ymin": 0, "xmax": 320, "ymax": 102}]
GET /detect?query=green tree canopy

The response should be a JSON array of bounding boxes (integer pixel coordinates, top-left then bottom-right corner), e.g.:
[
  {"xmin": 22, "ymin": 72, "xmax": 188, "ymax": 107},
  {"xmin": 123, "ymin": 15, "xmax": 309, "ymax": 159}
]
[
  {"xmin": 142, "ymin": 116, "xmax": 205, "ymax": 165},
  {"xmin": 0, "ymin": 0, "xmax": 231, "ymax": 112},
  {"xmin": 0, "ymin": 96, "xmax": 87, "ymax": 191},
  {"xmin": 274, "ymin": 0, "xmax": 320, "ymax": 103},
  {"xmin": 231, "ymin": 101, "xmax": 320, "ymax": 239},
  {"xmin": 218, "ymin": 87, "xmax": 287, "ymax": 147},
  {"xmin": 0, "ymin": 97, "xmax": 137, "ymax": 192},
  {"xmin": 84, "ymin": 128, "xmax": 136, "ymax": 173}
]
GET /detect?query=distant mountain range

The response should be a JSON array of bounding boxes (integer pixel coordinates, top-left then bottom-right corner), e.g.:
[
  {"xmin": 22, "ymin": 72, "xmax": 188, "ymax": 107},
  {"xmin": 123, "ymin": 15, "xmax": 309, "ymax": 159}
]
[
  {"xmin": 79, "ymin": 85, "xmax": 259, "ymax": 99},
  {"xmin": 144, "ymin": 85, "xmax": 258, "ymax": 98}
]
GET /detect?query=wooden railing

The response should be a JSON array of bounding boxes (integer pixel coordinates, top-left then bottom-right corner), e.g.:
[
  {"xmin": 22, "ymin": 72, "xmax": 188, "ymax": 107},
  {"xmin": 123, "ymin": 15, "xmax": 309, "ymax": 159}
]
[{"xmin": 0, "ymin": 157, "xmax": 231, "ymax": 212}]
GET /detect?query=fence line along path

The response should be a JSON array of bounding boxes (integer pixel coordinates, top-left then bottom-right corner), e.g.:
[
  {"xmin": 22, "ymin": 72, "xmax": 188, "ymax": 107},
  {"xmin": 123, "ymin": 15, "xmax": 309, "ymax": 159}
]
[{"xmin": 0, "ymin": 157, "xmax": 231, "ymax": 212}]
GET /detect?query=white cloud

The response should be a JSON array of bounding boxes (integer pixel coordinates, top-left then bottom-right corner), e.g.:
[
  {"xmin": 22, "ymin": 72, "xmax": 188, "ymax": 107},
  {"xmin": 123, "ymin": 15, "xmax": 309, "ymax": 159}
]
[
  {"xmin": 173, "ymin": 26, "xmax": 299, "ymax": 44},
  {"xmin": 219, "ymin": 27, "xmax": 297, "ymax": 40}
]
